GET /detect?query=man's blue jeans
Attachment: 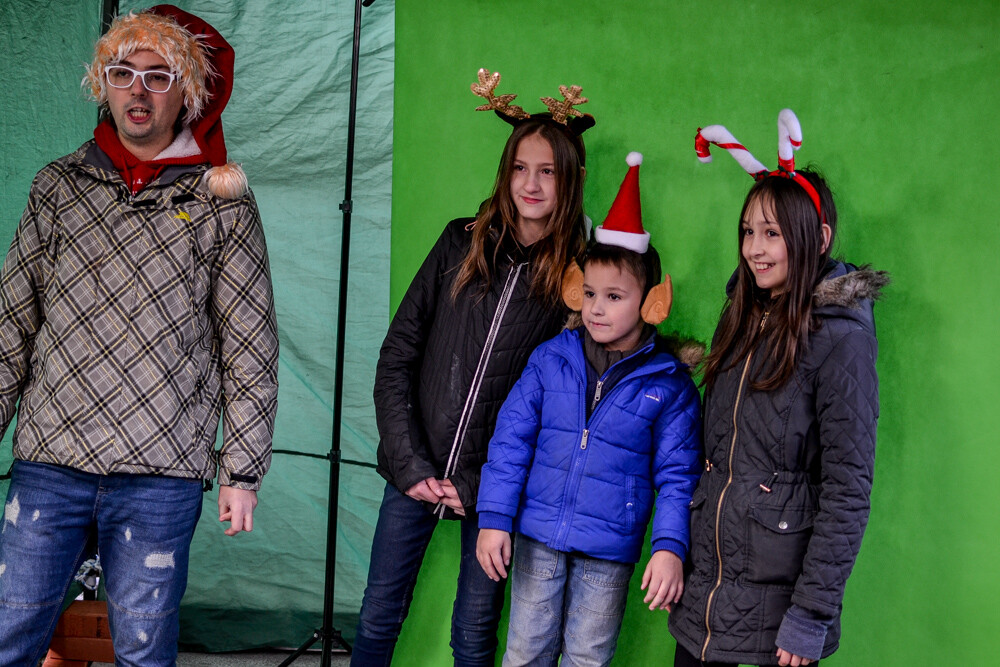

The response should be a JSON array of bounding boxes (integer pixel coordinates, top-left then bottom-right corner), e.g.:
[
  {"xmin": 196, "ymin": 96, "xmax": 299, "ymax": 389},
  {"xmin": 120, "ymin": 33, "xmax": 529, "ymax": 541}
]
[
  {"xmin": 351, "ymin": 483, "xmax": 505, "ymax": 667},
  {"xmin": 0, "ymin": 460, "xmax": 203, "ymax": 667},
  {"xmin": 502, "ymin": 535, "xmax": 635, "ymax": 667}
]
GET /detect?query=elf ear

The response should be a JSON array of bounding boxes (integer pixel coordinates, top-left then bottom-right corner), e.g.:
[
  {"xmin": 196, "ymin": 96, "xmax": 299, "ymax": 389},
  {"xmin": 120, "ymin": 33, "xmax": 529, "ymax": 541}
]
[
  {"xmin": 562, "ymin": 262, "xmax": 585, "ymax": 311},
  {"xmin": 641, "ymin": 274, "xmax": 673, "ymax": 325}
]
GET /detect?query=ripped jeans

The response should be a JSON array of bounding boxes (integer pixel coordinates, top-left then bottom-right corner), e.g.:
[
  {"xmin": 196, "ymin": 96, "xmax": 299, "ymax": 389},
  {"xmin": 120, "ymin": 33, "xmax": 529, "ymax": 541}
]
[{"xmin": 0, "ymin": 460, "xmax": 203, "ymax": 667}]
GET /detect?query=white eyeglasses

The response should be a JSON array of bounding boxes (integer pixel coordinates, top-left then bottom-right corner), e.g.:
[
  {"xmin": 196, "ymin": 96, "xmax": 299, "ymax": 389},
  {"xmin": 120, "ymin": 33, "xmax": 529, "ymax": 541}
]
[{"xmin": 104, "ymin": 65, "xmax": 178, "ymax": 93}]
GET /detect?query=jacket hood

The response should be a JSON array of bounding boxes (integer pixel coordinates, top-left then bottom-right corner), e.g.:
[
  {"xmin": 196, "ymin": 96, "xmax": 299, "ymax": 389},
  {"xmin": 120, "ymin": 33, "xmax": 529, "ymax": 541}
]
[
  {"xmin": 562, "ymin": 313, "xmax": 705, "ymax": 373},
  {"xmin": 146, "ymin": 5, "xmax": 235, "ymax": 171},
  {"xmin": 812, "ymin": 261, "xmax": 890, "ymax": 333},
  {"xmin": 724, "ymin": 260, "xmax": 889, "ymax": 333},
  {"xmin": 551, "ymin": 327, "xmax": 689, "ymax": 379}
]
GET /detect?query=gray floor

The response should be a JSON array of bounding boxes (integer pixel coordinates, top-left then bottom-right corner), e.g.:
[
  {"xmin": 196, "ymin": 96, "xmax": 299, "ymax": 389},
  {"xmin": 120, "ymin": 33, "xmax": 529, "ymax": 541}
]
[{"xmin": 93, "ymin": 650, "xmax": 350, "ymax": 666}]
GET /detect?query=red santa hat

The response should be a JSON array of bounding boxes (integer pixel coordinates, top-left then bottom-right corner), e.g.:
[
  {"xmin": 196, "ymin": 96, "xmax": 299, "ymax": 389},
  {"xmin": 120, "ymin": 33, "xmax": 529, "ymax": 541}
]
[
  {"xmin": 594, "ymin": 152, "xmax": 650, "ymax": 253},
  {"xmin": 86, "ymin": 5, "xmax": 246, "ymax": 199}
]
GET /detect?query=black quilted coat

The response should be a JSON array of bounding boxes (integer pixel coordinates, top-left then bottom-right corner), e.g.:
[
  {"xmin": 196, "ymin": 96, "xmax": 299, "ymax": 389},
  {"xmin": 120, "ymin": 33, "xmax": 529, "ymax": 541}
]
[
  {"xmin": 669, "ymin": 262, "xmax": 886, "ymax": 664},
  {"xmin": 374, "ymin": 218, "xmax": 569, "ymax": 515}
]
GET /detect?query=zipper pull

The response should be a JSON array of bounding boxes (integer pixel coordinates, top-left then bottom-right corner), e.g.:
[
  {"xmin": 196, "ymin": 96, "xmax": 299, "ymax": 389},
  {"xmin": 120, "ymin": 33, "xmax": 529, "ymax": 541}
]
[
  {"xmin": 590, "ymin": 380, "xmax": 604, "ymax": 412},
  {"xmin": 580, "ymin": 429, "xmax": 589, "ymax": 450},
  {"xmin": 759, "ymin": 471, "xmax": 779, "ymax": 493},
  {"xmin": 759, "ymin": 311, "xmax": 769, "ymax": 332},
  {"xmin": 705, "ymin": 459, "xmax": 714, "ymax": 472}
]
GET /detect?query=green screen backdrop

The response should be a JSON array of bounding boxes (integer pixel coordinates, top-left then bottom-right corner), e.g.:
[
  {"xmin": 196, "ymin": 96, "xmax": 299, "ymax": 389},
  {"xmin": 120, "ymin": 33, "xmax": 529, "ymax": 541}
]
[{"xmin": 390, "ymin": 1, "xmax": 999, "ymax": 665}]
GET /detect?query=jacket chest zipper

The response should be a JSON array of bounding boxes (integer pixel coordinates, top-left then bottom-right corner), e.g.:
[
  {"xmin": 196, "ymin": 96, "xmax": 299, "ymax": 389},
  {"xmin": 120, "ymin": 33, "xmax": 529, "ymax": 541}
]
[
  {"xmin": 557, "ymin": 350, "xmax": 654, "ymax": 546},
  {"xmin": 554, "ymin": 427, "xmax": 590, "ymax": 547},
  {"xmin": 590, "ymin": 379, "xmax": 604, "ymax": 413},
  {"xmin": 435, "ymin": 261, "xmax": 525, "ymax": 517},
  {"xmin": 701, "ymin": 310, "xmax": 767, "ymax": 660}
]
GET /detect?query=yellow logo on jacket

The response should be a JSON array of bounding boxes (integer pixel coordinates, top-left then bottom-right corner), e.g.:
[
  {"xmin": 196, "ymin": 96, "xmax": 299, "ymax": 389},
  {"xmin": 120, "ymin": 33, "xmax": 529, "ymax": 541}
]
[{"xmin": 174, "ymin": 212, "xmax": 192, "ymax": 222}]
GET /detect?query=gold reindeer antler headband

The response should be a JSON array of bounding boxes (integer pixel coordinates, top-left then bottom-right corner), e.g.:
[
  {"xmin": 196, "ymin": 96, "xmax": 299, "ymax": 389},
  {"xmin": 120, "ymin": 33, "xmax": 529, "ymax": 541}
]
[
  {"xmin": 471, "ymin": 68, "xmax": 594, "ymax": 134},
  {"xmin": 540, "ymin": 85, "xmax": 587, "ymax": 124},
  {"xmin": 472, "ymin": 68, "xmax": 528, "ymax": 120}
]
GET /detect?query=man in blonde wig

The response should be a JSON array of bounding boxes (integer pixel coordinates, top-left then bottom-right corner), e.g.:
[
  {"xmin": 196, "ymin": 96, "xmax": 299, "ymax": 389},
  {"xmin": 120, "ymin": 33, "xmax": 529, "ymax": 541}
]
[{"xmin": 0, "ymin": 6, "xmax": 277, "ymax": 663}]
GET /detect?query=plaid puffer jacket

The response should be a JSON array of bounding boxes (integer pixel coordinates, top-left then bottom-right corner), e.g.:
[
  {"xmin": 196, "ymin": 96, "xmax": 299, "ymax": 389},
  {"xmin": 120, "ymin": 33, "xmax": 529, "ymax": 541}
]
[
  {"xmin": 669, "ymin": 262, "xmax": 888, "ymax": 664},
  {"xmin": 0, "ymin": 142, "xmax": 277, "ymax": 490}
]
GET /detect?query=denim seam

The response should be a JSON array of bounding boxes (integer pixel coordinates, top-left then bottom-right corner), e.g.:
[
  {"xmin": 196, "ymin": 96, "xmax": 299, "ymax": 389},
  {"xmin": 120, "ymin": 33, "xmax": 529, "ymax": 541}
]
[{"xmin": 26, "ymin": 535, "xmax": 92, "ymax": 667}]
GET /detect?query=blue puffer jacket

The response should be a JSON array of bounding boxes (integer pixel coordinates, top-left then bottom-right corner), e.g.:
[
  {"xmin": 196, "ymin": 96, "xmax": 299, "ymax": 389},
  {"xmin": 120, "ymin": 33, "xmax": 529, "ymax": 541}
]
[{"xmin": 477, "ymin": 328, "xmax": 702, "ymax": 564}]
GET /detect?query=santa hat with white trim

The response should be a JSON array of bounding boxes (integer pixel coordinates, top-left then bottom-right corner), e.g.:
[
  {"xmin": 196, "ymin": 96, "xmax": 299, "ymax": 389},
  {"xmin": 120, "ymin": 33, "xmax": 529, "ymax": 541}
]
[
  {"xmin": 594, "ymin": 152, "xmax": 650, "ymax": 254},
  {"xmin": 85, "ymin": 5, "xmax": 247, "ymax": 199}
]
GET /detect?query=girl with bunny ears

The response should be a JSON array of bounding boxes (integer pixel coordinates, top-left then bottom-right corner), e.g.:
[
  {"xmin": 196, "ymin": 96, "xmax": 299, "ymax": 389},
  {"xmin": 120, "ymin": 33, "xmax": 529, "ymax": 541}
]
[{"xmin": 668, "ymin": 110, "xmax": 888, "ymax": 667}]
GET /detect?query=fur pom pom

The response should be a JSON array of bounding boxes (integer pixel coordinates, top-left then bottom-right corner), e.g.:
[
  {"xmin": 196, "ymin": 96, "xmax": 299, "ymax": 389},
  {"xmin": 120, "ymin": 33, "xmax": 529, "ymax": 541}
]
[
  {"xmin": 205, "ymin": 162, "xmax": 248, "ymax": 199},
  {"xmin": 626, "ymin": 151, "xmax": 643, "ymax": 167}
]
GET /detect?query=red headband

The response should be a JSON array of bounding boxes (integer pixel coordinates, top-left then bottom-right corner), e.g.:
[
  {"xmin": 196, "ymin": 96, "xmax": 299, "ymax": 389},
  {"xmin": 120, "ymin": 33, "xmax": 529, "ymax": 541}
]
[{"xmin": 695, "ymin": 109, "xmax": 824, "ymax": 223}]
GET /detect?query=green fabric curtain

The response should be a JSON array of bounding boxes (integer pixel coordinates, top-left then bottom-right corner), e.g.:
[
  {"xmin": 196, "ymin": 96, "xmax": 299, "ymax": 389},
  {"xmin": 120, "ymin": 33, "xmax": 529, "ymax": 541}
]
[{"xmin": 0, "ymin": 0, "xmax": 393, "ymax": 649}]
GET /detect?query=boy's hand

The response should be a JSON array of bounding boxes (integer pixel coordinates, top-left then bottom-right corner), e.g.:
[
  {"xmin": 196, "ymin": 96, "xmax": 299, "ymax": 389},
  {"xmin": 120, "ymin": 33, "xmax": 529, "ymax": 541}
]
[
  {"xmin": 476, "ymin": 529, "xmax": 511, "ymax": 582},
  {"xmin": 640, "ymin": 550, "xmax": 684, "ymax": 611}
]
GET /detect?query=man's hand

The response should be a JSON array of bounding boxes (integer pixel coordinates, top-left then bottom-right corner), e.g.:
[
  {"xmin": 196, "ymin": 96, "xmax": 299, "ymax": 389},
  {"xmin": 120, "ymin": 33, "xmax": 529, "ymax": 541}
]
[
  {"xmin": 640, "ymin": 550, "xmax": 684, "ymax": 611},
  {"xmin": 476, "ymin": 529, "xmax": 511, "ymax": 581},
  {"xmin": 219, "ymin": 486, "xmax": 258, "ymax": 536}
]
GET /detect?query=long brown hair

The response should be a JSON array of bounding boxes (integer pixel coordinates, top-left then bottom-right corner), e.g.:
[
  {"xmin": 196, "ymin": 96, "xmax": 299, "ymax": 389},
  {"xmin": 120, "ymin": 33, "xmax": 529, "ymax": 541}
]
[
  {"xmin": 450, "ymin": 118, "xmax": 587, "ymax": 305},
  {"xmin": 702, "ymin": 169, "xmax": 837, "ymax": 391}
]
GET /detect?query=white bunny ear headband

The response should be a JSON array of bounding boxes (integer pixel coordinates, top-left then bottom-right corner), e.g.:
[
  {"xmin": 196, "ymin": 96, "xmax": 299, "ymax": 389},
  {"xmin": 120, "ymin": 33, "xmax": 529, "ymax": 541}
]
[{"xmin": 695, "ymin": 109, "xmax": 824, "ymax": 223}]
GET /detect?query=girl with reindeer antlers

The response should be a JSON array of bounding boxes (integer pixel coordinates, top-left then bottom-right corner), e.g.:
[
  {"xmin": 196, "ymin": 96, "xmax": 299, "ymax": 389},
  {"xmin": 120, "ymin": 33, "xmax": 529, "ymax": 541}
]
[
  {"xmin": 668, "ymin": 110, "xmax": 888, "ymax": 667},
  {"xmin": 352, "ymin": 70, "xmax": 594, "ymax": 667}
]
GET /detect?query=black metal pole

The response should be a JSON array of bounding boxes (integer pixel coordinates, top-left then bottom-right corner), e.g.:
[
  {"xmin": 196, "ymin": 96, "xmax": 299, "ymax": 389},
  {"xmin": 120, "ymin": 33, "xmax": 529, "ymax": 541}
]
[
  {"xmin": 279, "ymin": 0, "xmax": 373, "ymax": 663},
  {"xmin": 101, "ymin": 0, "xmax": 118, "ymax": 32}
]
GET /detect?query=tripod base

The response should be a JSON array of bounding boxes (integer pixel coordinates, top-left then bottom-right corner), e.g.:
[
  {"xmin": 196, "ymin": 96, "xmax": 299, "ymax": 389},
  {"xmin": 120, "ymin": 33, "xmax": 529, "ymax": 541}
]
[{"xmin": 278, "ymin": 627, "xmax": 351, "ymax": 667}]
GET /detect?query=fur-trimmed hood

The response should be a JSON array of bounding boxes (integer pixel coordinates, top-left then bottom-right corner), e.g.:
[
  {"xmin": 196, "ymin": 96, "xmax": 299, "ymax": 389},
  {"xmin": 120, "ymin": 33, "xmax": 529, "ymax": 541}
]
[
  {"xmin": 814, "ymin": 263, "xmax": 889, "ymax": 309},
  {"xmin": 812, "ymin": 261, "xmax": 890, "ymax": 334}
]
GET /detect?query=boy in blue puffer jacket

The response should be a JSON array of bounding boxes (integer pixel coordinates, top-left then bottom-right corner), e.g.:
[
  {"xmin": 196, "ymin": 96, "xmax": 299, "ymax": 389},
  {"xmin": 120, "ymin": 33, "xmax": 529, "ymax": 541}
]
[{"xmin": 476, "ymin": 153, "xmax": 702, "ymax": 667}]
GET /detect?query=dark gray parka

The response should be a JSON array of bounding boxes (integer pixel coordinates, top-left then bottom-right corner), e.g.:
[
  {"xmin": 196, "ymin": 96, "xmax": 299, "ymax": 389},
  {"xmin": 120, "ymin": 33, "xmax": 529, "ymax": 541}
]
[{"xmin": 669, "ymin": 262, "xmax": 887, "ymax": 664}]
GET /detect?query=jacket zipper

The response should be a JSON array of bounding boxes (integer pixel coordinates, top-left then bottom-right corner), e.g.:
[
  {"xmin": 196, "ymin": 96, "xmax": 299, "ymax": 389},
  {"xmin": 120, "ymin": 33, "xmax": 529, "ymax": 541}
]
[
  {"xmin": 590, "ymin": 379, "xmax": 603, "ymax": 413},
  {"xmin": 701, "ymin": 310, "xmax": 767, "ymax": 660},
  {"xmin": 553, "ymin": 338, "xmax": 663, "ymax": 547},
  {"xmin": 436, "ymin": 261, "xmax": 526, "ymax": 517}
]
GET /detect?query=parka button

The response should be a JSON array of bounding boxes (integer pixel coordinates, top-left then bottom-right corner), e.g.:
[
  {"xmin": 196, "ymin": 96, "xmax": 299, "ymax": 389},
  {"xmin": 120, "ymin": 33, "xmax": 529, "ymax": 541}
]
[
  {"xmin": 778, "ymin": 521, "xmax": 789, "ymax": 530},
  {"xmin": 626, "ymin": 502, "xmax": 633, "ymax": 509}
]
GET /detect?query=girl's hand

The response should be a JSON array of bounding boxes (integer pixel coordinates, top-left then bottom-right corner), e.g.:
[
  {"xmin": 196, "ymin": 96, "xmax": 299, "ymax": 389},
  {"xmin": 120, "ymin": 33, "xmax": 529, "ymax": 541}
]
[
  {"xmin": 476, "ymin": 529, "xmax": 511, "ymax": 581},
  {"xmin": 777, "ymin": 648, "xmax": 813, "ymax": 666},
  {"xmin": 405, "ymin": 477, "xmax": 446, "ymax": 503},
  {"xmin": 438, "ymin": 479, "xmax": 466, "ymax": 516},
  {"xmin": 640, "ymin": 550, "xmax": 684, "ymax": 611}
]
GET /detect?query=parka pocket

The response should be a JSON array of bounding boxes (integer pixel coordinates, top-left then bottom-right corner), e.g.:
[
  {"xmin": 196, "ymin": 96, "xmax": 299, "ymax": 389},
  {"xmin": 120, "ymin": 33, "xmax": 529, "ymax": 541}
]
[
  {"xmin": 686, "ymin": 483, "xmax": 712, "ymax": 573},
  {"xmin": 624, "ymin": 475, "xmax": 636, "ymax": 532},
  {"xmin": 745, "ymin": 505, "xmax": 815, "ymax": 586}
]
